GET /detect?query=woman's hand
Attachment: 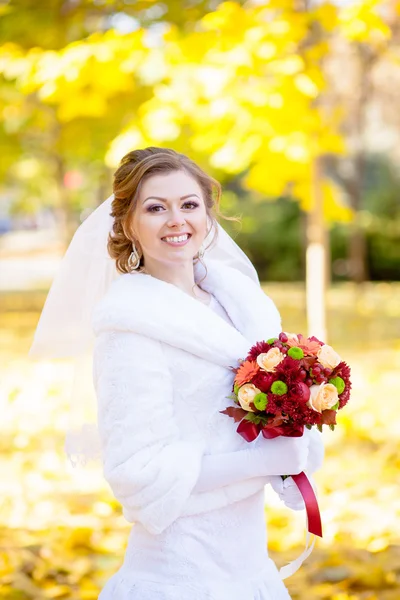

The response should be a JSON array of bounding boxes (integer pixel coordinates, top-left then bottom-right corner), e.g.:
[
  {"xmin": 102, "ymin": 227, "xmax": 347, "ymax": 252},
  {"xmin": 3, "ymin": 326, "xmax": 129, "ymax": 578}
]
[
  {"xmin": 268, "ymin": 473, "xmax": 318, "ymax": 511},
  {"xmin": 267, "ymin": 427, "xmax": 324, "ymax": 510},
  {"xmin": 192, "ymin": 429, "xmax": 310, "ymax": 494},
  {"xmin": 192, "ymin": 427, "xmax": 320, "ymax": 495},
  {"xmin": 254, "ymin": 433, "xmax": 310, "ymax": 477},
  {"xmin": 302, "ymin": 426, "xmax": 325, "ymax": 473}
]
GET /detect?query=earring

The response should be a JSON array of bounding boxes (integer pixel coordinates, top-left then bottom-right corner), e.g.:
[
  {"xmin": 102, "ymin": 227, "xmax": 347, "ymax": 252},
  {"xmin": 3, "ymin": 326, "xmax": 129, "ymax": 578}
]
[
  {"xmin": 194, "ymin": 242, "xmax": 205, "ymax": 260},
  {"xmin": 127, "ymin": 242, "xmax": 142, "ymax": 271},
  {"xmin": 195, "ymin": 218, "xmax": 214, "ymax": 259}
]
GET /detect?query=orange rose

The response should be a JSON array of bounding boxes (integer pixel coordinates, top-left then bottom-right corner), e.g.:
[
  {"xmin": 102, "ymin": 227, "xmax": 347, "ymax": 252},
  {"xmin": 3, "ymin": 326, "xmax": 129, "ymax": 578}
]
[
  {"xmin": 307, "ymin": 383, "xmax": 339, "ymax": 413},
  {"xmin": 317, "ymin": 345, "xmax": 342, "ymax": 370},
  {"xmin": 257, "ymin": 348, "xmax": 285, "ymax": 373},
  {"xmin": 237, "ymin": 383, "xmax": 261, "ymax": 412}
]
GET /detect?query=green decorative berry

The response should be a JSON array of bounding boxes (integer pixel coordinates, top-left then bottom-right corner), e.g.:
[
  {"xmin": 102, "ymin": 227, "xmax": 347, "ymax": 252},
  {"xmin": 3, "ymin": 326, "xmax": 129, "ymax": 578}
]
[
  {"xmin": 329, "ymin": 376, "xmax": 345, "ymax": 395},
  {"xmin": 267, "ymin": 337, "xmax": 278, "ymax": 344},
  {"xmin": 271, "ymin": 380, "xmax": 288, "ymax": 396},
  {"xmin": 287, "ymin": 347, "xmax": 304, "ymax": 360},
  {"xmin": 253, "ymin": 392, "xmax": 268, "ymax": 411}
]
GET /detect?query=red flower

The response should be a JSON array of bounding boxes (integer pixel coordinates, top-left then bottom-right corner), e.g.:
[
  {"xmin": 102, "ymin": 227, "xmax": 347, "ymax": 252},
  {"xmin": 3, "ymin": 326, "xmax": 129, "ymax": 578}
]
[
  {"xmin": 222, "ymin": 335, "xmax": 350, "ymax": 436},
  {"xmin": 263, "ymin": 395, "xmax": 280, "ymax": 415},
  {"xmin": 252, "ymin": 371, "xmax": 275, "ymax": 393},
  {"xmin": 331, "ymin": 361, "xmax": 352, "ymax": 409},
  {"xmin": 288, "ymin": 381, "xmax": 311, "ymax": 404},
  {"xmin": 267, "ymin": 392, "xmax": 287, "ymax": 411},
  {"xmin": 246, "ymin": 340, "xmax": 273, "ymax": 361},
  {"xmin": 274, "ymin": 356, "xmax": 302, "ymax": 385},
  {"xmin": 280, "ymin": 399, "xmax": 322, "ymax": 425}
]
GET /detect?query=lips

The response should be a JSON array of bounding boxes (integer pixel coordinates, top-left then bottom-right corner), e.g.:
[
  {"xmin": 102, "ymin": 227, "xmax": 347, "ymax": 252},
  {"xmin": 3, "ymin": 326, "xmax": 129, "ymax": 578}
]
[{"xmin": 161, "ymin": 233, "xmax": 192, "ymax": 241}]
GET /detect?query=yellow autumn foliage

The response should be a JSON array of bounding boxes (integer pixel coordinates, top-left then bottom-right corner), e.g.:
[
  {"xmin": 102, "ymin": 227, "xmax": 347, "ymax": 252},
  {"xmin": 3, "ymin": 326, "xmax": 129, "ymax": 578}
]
[{"xmin": 0, "ymin": 0, "xmax": 397, "ymax": 225}]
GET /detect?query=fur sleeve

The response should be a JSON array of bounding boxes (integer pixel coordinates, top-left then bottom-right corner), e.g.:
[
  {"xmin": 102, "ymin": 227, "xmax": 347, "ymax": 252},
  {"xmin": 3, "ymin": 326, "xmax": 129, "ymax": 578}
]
[{"xmin": 93, "ymin": 329, "xmax": 206, "ymax": 534}]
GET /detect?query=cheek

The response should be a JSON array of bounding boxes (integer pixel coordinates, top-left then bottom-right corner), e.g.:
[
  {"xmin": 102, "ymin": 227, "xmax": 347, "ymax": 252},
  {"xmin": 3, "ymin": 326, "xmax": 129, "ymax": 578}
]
[
  {"xmin": 192, "ymin": 212, "xmax": 209, "ymax": 235},
  {"xmin": 135, "ymin": 216, "xmax": 159, "ymax": 243}
]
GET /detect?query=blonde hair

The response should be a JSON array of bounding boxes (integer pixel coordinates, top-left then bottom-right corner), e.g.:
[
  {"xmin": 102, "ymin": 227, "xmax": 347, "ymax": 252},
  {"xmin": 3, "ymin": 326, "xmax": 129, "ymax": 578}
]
[{"xmin": 108, "ymin": 147, "xmax": 241, "ymax": 285}]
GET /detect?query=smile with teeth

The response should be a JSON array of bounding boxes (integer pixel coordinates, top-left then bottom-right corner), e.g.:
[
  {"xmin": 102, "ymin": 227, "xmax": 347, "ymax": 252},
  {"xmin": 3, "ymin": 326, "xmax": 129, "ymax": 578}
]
[{"xmin": 162, "ymin": 234, "xmax": 191, "ymax": 244}]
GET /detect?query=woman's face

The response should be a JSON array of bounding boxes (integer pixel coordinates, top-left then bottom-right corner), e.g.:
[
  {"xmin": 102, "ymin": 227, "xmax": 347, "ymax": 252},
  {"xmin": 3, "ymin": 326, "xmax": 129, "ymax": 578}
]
[{"xmin": 131, "ymin": 170, "xmax": 209, "ymax": 269}]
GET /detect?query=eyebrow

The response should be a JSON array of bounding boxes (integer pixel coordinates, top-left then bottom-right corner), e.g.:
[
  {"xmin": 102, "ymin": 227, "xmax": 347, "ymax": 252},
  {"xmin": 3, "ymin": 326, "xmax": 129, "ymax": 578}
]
[{"xmin": 142, "ymin": 193, "xmax": 200, "ymax": 205}]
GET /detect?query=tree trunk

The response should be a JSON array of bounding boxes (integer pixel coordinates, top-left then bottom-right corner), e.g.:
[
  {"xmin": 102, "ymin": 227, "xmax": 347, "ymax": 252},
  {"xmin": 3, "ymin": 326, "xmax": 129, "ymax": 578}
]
[{"xmin": 306, "ymin": 156, "xmax": 328, "ymax": 342}]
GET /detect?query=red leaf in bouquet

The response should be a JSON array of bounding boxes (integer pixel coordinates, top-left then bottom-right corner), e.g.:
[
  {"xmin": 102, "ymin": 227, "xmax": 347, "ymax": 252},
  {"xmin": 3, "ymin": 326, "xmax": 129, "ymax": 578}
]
[
  {"xmin": 259, "ymin": 412, "xmax": 287, "ymax": 438},
  {"xmin": 234, "ymin": 360, "xmax": 260, "ymax": 387},
  {"xmin": 220, "ymin": 406, "xmax": 248, "ymax": 423},
  {"xmin": 320, "ymin": 409, "xmax": 337, "ymax": 425},
  {"xmin": 300, "ymin": 356, "xmax": 316, "ymax": 370},
  {"xmin": 265, "ymin": 412, "xmax": 287, "ymax": 427}
]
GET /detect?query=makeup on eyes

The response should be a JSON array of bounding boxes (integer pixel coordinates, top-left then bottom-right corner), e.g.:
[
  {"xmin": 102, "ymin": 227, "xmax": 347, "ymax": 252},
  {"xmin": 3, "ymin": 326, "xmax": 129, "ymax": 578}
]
[
  {"xmin": 147, "ymin": 201, "xmax": 199, "ymax": 212},
  {"xmin": 142, "ymin": 193, "xmax": 200, "ymax": 205}
]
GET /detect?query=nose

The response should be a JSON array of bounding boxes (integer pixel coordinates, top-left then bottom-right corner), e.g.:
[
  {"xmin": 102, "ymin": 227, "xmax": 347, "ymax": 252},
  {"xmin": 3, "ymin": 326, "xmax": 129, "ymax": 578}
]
[{"xmin": 167, "ymin": 206, "xmax": 186, "ymax": 228}]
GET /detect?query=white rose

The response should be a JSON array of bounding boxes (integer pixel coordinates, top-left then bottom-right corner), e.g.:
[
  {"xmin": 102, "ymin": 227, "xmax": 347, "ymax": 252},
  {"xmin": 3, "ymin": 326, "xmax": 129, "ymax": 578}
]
[
  {"xmin": 257, "ymin": 348, "xmax": 285, "ymax": 373},
  {"xmin": 307, "ymin": 383, "xmax": 339, "ymax": 413},
  {"xmin": 237, "ymin": 383, "xmax": 261, "ymax": 412},
  {"xmin": 317, "ymin": 345, "xmax": 341, "ymax": 370}
]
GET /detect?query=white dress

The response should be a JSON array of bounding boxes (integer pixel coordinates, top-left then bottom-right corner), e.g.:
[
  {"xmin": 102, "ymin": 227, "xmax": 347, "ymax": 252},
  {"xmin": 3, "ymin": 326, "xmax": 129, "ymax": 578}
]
[{"xmin": 98, "ymin": 294, "xmax": 292, "ymax": 600}]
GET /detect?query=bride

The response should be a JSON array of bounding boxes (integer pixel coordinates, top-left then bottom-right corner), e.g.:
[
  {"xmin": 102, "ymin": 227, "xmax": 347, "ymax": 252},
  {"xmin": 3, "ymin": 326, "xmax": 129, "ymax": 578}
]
[{"xmin": 31, "ymin": 147, "xmax": 324, "ymax": 599}]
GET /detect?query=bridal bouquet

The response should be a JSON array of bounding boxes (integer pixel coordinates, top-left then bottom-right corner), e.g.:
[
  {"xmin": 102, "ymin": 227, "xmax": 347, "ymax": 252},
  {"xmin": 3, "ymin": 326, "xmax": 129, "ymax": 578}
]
[{"xmin": 221, "ymin": 331, "xmax": 352, "ymax": 537}]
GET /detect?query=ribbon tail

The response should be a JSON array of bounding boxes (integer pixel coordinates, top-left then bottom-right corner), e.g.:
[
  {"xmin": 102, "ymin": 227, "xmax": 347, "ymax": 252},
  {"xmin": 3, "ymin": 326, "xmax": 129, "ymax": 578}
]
[
  {"xmin": 291, "ymin": 471, "xmax": 323, "ymax": 537},
  {"xmin": 279, "ymin": 531, "xmax": 316, "ymax": 580}
]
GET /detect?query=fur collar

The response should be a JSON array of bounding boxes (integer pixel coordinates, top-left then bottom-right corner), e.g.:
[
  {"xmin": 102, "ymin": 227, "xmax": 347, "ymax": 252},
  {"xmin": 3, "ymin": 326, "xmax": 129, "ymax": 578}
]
[{"xmin": 92, "ymin": 258, "xmax": 281, "ymax": 368}]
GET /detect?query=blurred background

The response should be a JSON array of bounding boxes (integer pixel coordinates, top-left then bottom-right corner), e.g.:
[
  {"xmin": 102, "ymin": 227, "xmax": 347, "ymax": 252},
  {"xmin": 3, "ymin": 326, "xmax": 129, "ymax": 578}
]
[{"xmin": 1, "ymin": 0, "xmax": 399, "ymax": 598}]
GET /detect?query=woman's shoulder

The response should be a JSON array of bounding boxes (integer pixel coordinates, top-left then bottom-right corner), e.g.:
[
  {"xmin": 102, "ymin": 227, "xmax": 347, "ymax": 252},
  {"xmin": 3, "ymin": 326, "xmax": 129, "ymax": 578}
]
[{"xmin": 91, "ymin": 272, "xmax": 150, "ymax": 334}]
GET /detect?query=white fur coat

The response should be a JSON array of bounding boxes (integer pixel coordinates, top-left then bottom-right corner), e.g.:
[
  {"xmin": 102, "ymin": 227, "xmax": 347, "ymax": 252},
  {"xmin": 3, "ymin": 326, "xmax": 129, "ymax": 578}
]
[{"xmin": 91, "ymin": 258, "xmax": 322, "ymax": 536}]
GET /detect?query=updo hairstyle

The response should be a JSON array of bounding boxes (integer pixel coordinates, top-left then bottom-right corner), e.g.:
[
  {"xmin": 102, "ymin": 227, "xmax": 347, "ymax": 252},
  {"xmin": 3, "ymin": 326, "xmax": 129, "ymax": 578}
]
[{"xmin": 108, "ymin": 146, "xmax": 240, "ymax": 277}]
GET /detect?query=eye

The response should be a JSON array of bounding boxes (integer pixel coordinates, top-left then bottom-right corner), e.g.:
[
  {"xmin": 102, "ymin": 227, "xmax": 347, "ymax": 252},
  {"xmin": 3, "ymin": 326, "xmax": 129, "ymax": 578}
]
[{"xmin": 147, "ymin": 201, "xmax": 199, "ymax": 212}]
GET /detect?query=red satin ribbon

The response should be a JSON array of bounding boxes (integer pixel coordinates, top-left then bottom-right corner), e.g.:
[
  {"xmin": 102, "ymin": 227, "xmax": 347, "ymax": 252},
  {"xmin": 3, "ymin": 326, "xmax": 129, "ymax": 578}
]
[
  {"xmin": 236, "ymin": 419, "xmax": 304, "ymax": 441},
  {"xmin": 236, "ymin": 419, "xmax": 323, "ymax": 538},
  {"xmin": 290, "ymin": 472, "xmax": 323, "ymax": 537},
  {"xmin": 261, "ymin": 423, "xmax": 304, "ymax": 438},
  {"xmin": 236, "ymin": 419, "xmax": 260, "ymax": 441}
]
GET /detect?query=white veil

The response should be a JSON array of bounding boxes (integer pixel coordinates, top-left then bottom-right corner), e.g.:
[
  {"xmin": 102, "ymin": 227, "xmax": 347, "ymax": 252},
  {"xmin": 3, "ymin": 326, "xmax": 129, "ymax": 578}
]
[{"xmin": 29, "ymin": 193, "xmax": 260, "ymax": 468}]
